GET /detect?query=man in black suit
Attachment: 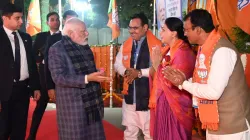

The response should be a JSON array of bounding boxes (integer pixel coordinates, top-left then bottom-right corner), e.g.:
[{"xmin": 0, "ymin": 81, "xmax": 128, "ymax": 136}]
[
  {"xmin": 0, "ymin": 3, "xmax": 40, "ymax": 140},
  {"xmin": 27, "ymin": 12, "xmax": 60, "ymax": 140},
  {"xmin": 45, "ymin": 10, "xmax": 78, "ymax": 100}
]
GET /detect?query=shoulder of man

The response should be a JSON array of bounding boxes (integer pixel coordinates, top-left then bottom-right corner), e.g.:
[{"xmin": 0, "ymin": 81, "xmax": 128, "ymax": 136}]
[
  {"xmin": 33, "ymin": 32, "xmax": 46, "ymax": 40},
  {"xmin": 50, "ymin": 40, "xmax": 63, "ymax": 49},
  {"xmin": 0, "ymin": 27, "xmax": 5, "ymax": 34},
  {"xmin": 36, "ymin": 31, "xmax": 50, "ymax": 37},
  {"xmin": 48, "ymin": 33, "xmax": 62, "ymax": 45},
  {"xmin": 18, "ymin": 31, "xmax": 32, "ymax": 41}
]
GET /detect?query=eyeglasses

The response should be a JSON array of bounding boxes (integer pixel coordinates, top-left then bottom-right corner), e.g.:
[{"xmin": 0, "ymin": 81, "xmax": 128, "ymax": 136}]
[{"xmin": 128, "ymin": 26, "xmax": 141, "ymax": 30}]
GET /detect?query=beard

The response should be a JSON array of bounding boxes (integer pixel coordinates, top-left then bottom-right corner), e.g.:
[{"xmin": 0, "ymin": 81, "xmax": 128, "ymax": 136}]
[
  {"xmin": 78, "ymin": 38, "xmax": 88, "ymax": 46},
  {"xmin": 81, "ymin": 41, "xmax": 88, "ymax": 46}
]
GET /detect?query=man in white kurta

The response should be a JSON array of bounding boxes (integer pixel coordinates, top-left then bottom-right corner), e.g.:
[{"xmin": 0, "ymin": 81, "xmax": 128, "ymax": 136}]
[{"xmin": 114, "ymin": 13, "xmax": 158, "ymax": 140}]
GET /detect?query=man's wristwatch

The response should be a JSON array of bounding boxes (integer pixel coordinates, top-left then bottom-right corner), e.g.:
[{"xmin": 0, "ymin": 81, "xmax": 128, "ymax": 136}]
[{"xmin": 138, "ymin": 70, "xmax": 142, "ymax": 78}]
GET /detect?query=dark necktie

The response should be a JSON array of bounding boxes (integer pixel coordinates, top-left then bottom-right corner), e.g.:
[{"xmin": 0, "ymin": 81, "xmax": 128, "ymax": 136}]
[
  {"xmin": 134, "ymin": 41, "xmax": 138, "ymax": 50},
  {"xmin": 12, "ymin": 32, "xmax": 21, "ymax": 82},
  {"xmin": 133, "ymin": 41, "xmax": 138, "ymax": 66}
]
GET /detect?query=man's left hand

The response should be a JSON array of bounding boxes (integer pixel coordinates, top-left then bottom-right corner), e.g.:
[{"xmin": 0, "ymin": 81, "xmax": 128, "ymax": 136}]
[
  {"xmin": 33, "ymin": 90, "xmax": 41, "ymax": 101},
  {"xmin": 125, "ymin": 68, "xmax": 140, "ymax": 84},
  {"xmin": 162, "ymin": 66, "xmax": 186, "ymax": 87}
]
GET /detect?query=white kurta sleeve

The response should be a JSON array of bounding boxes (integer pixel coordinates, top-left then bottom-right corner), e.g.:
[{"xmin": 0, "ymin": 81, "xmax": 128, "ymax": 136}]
[
  {"xmin": 114, "ymin": 45, "xmax": 126, "ymax": 76},
  {"xmin": 182, "ymin": 47, "xmax": 237, "ymax": 100},
  {"xmin": 141, "ymin": 68, "xmax": 150, "ymax": 77}
]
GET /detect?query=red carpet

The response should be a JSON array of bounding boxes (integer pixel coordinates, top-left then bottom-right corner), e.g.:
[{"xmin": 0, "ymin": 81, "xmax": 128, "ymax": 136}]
[{"xmin": 26, "ymin": 99, "xmax": 123, "ymax": 140}]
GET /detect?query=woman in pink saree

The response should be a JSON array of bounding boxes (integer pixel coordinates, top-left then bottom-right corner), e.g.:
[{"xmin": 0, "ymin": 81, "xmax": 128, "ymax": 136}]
[{"xmin": 151, "ymin": 17, "xmax": 196, "ymax": 140}]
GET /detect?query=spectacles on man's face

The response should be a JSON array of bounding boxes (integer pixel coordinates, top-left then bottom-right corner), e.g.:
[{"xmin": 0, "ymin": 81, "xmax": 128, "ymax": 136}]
[{"xmin": 128, "ymin": 26, "xmax": 142, "ymax": 31}]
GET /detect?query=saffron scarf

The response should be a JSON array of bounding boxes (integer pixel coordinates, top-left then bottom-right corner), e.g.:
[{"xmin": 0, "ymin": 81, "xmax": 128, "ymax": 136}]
[
  {"xmin": 192, "ymin": 29, "xmax": 221, "ymax": 131},
  {"xmin": 121, "ymin": 30, "xmax": 162, "ymax": 94}
]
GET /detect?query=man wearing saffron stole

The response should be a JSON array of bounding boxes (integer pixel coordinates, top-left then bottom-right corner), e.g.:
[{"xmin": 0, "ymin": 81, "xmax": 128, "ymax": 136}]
[
  {"xmin": 150, "ymin": 17, "xmax": 196, "ymax": 140},
  {"xmin": 164, "ymin": 9, "xmax": 250, "ymax": 140},
  {"xmin": 114, "ymin": 13, "xmax": 162, "ymax": 140}
]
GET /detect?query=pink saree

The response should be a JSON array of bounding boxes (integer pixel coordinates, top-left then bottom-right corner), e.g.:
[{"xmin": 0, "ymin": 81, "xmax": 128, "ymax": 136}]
[{"xmin": 153, "ymin": 40, "xmax": 196, "ymax": 140}]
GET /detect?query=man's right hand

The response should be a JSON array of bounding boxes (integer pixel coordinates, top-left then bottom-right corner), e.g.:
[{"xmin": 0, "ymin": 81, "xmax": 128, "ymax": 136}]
[
  {"xmin": 87, "ymin": 71, "xmax": 112, "ymax": 83},
  {"xmin": 48, "ymin": 89, "xmax": 56, "ymax": 102}
]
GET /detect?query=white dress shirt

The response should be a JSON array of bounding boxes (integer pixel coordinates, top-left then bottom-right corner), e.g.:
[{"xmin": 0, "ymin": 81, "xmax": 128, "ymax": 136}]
[
  {"xmin": 3, "ymin": 26, "xmax": 29, "ymax": 81},
  {"xmin": 50, "ymin": 30, "xmax": 60, "ymax": 35},
  {"xmin": 182, "ymin": 47, "xmax": 250, "ymax": 139}
]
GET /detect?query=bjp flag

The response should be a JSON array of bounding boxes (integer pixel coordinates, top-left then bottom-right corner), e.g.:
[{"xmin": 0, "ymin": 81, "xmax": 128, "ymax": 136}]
[
  {"xmin": 236, "ymin": 0, "xmax": 250, "ymax": 34},
  {"xmin": 107, "ymin": 0, "xmax": 120, "ymax": 40},
  {"xmin": 26, "ymin": 0, "xmax": 41, "ymax": 36}
]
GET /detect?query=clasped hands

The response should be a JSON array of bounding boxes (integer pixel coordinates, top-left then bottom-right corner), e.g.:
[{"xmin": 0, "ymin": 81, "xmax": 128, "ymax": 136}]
[
  {"xmin": 162, "ymin": 66, "xmax": 186, "ymax": 88},
  {"xmin": 124, "ymin": 68, "xmax": 140, "ymax": 84}
]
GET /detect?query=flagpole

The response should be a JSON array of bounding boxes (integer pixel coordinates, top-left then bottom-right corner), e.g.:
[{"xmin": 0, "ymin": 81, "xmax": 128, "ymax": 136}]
[
  {"xmin": 109, "ymin": 40, "xmax": 114, "ymax": 108},
  {"xmin": 153, "ymin": 0, "xmax": 156, "ymax": 35},
  {"xmin": 107, "ymin": 0, "xmax": 120, "ymax": 108}
]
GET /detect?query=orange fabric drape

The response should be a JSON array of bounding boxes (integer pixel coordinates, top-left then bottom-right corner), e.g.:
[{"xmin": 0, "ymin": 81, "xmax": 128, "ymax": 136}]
[
  {"xmin": 206, "ymin": 0, "xmax": 219, "ymax": 26},
  {"xmin": 216, "ymin": 0, "xmax": 238, "ymax": 38},
  {"xmin": 236, "ymin": 1, "xmax": 250, "ymax": 35},
  {"xmin": 188, "ymin": 0, "xmax": 197, "ymax": 12}
]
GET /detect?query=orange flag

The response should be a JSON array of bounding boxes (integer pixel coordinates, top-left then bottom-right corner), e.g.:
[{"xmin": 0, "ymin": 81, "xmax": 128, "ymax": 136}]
[
  {"xmin": 216, "ymin": 0, "xmax": 237, "ymax": 39},
  {"xmin": 26, "ymin": 0, "xmax": 41, "ymax": 36},
  {"xmin": 188, "ymin": 0, "xmax": 197, "ymax": 12},
  {"xmin": 236, "ymin": 0, "xmax": 250, "ymax": 34},
  {"xmin": 206, "ymin": 0, "xmax": 219, "ymax": 27},
  {"xmin": 107, "ymin": 0, "xmax": 120, "ymax": 40}
]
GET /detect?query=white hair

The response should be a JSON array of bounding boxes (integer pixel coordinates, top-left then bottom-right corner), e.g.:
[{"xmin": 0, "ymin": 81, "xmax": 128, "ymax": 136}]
[{"xmin": 62, "ymin": 17, "xmax": 84, "ymax": 36}]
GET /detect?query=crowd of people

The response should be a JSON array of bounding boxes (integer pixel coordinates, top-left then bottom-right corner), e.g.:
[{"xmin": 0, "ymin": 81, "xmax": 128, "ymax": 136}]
[{"xmin": 0, "ymin": 2, "xmax": 249, "ymax": 140}]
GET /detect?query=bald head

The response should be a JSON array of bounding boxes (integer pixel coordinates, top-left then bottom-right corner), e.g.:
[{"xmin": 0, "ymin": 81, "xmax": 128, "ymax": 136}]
[{"xmin": 62, "ymin": 18, "xmax": 89, "ymax": 45}]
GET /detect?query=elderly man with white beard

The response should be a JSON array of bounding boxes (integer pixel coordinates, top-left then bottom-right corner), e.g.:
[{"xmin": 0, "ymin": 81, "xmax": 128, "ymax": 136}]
[{"xmin": 48, "ymin": 18, "xmax": 111, "ymax": 140}]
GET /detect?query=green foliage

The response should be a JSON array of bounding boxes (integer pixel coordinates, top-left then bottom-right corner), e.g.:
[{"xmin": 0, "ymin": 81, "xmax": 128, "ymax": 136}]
[
  {"xmin": 90, "ymin": 0, "xmax": 109, "ymax": 28},
  {"xmin": 182, "ymin": 10, "xmax": 187, "ymax": 19},
  {"xmin": 40, "ymin": 0, "xmax": 50, "ymax": 32},
  {"xmin": 117, "ymin": 0, "xmax": 154, "ymax": 28},
  {"xmin": 24, "ymin": 0, "xmax": 31, "ymax": 19},
  {"xmin": 232, "ymin": 27, "xmax": 250, "ymax": 53},
  {"xmin": 90, "ymin": 0, "xmax": 153, "ymax": 28}
]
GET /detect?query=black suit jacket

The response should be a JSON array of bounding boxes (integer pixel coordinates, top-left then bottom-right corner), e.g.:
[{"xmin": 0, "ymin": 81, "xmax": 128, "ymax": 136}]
[
  {"xmin": 0, "ymin": 27, "xmax": 40, "ymax": 101},
  {"xmin": 44, "ymin": 32, "xmax": 62, "ymax": 90},
  {"xmin": 33, "ymin": 31, "xmax": 51, "ymax": 63}
]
